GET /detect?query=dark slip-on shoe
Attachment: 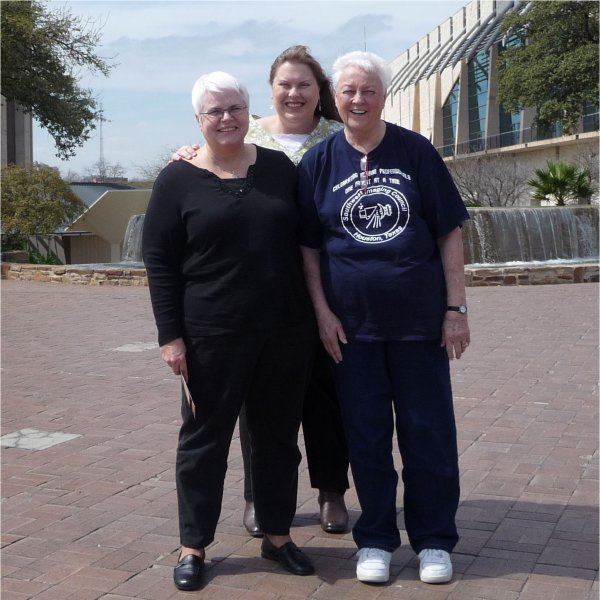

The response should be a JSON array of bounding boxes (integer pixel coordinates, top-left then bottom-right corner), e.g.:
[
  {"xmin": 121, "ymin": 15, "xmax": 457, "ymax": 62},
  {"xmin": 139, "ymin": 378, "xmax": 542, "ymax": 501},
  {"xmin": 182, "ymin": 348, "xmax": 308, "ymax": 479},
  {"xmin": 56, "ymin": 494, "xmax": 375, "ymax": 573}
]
[
  {"xmin": 173, "ymin": 553, "xmax": 204, "ymax": 591},
  {"xmin": 261, "ymin": 536, "xmax": 315, "ymax": 576},
  {"xmin": 318, "ymin": 491, "xmax": 349, "ymax": 533}
]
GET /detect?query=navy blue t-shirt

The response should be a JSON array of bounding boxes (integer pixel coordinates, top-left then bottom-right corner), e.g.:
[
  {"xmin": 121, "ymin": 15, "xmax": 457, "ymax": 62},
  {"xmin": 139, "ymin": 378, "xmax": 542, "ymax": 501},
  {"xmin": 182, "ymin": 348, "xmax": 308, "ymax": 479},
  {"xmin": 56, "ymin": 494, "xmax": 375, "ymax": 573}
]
[{"xmin": 297, "ymin": 122, "xmax": 469, "ymax": 342}]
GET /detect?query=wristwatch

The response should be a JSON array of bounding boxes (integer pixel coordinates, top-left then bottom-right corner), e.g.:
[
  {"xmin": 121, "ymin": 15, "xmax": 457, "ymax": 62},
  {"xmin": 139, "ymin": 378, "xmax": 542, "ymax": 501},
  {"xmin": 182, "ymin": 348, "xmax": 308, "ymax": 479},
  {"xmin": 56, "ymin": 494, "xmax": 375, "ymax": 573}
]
[{"xmin": 447, "ymin": 305, "xmax": 467, "ymax": 314}]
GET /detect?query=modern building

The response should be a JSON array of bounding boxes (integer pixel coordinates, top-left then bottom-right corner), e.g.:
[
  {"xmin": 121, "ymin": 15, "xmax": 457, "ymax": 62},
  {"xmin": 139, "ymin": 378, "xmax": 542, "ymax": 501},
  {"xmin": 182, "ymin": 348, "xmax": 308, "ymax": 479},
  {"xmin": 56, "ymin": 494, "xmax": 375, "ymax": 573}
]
[
  {"xmin": 65, "ymin": 186, "xmax": 151, "ymax": 264},
  {"xmin": 1, "ymin": 96, "xmax": 33, "ymax": 167},
  {"xmin": 24, "ymin": 183, "xmax": 151, "ymax": 265},
  {"xmin": 383, "ymin": 0, "xmax": 599, "ymax": 202}
]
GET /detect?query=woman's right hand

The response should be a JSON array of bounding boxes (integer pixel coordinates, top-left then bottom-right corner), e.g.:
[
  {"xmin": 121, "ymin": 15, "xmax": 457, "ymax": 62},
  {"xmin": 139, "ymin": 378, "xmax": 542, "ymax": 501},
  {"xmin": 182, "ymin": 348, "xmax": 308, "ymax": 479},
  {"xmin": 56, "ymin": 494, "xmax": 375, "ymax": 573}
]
[
  {"xmin": 160, "ymin": 337, "xmax": 188, "ymax": 380},
  {"xmin": 170, "ymin": 144, "xmax": 200, "ymax": 162}
]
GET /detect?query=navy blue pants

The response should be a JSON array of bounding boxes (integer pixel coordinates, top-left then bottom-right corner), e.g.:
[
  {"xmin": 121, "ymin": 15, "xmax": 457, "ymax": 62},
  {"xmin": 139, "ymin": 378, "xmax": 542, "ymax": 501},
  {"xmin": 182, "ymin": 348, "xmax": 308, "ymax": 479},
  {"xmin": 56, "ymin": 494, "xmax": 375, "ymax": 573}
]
[{"xmin": 334, "ymin": 339, "xmax": 460, "ymax": 554}]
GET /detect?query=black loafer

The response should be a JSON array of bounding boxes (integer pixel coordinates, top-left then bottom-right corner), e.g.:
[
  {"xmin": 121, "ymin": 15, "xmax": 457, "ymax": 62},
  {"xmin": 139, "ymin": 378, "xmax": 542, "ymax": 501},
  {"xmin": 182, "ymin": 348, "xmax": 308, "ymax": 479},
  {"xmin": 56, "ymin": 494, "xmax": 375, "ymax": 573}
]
[
  {"xmin": 261, "ymin": 536, "xmax": 315, "ymax": 576},
  {"xmin": 243, "ymin": 500, "xmax": 263, "ymax": 538},
  {"xmin": 173, "ymin": 553, "xmax": 204, "ymax": 591}
]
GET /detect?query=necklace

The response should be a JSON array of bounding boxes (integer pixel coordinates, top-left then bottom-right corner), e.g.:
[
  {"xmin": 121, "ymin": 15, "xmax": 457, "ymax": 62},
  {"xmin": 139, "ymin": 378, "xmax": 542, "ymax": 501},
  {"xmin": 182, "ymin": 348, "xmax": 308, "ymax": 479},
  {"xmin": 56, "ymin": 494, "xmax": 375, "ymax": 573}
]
[
  {"xmin": 211, "ymin": 150, "xmax": 246, "ymax": 179},
  {"xmin": 214, "ymin": 162, "xmax": 241, "ymax": 177}
]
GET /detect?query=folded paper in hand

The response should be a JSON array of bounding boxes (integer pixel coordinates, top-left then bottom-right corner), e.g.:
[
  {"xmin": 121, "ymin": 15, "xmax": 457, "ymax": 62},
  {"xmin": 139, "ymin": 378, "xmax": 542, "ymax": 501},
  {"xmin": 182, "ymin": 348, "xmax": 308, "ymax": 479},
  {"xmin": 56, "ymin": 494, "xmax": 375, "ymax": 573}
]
[{"xmin": 181, "ymin": 374, "xmax": 195, "ymax": 418}]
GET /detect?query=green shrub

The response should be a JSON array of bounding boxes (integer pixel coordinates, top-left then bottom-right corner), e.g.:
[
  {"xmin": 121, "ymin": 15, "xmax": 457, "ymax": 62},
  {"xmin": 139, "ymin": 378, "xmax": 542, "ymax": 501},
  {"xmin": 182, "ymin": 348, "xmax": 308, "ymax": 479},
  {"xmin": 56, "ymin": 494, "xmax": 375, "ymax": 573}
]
[{"xmin": 527, "ymin": 160, "xmax": 595, "ymax": 205}]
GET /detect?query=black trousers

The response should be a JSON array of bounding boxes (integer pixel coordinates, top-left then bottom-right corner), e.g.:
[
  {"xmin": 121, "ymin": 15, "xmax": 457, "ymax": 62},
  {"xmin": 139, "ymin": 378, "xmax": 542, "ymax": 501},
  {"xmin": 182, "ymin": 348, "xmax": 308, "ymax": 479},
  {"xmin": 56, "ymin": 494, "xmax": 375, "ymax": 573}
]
[
  {"xmin": 240, "ymin": 340, "xmax": 349, "ymax": 501},
  {"xmin": 176, "ymin": 325, "xmax": 313, "ymax": 549}
]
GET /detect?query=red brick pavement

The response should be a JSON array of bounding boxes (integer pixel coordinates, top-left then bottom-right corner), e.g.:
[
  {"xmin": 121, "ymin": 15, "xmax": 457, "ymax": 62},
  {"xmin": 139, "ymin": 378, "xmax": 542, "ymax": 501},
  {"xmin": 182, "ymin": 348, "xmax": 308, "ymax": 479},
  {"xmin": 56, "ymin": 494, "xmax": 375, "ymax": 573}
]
[{"xmin": 1, "ymin": 280, "xmax": 598, "ymax": 600}]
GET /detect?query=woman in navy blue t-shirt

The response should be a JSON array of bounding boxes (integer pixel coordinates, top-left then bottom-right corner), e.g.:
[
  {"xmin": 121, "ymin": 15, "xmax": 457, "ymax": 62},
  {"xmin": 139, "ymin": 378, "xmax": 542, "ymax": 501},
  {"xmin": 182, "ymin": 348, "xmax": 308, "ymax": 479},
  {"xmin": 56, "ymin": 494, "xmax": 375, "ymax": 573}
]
[{"xmin": 297, "ymin": 51, "xmax": 471, "ymax": 586}]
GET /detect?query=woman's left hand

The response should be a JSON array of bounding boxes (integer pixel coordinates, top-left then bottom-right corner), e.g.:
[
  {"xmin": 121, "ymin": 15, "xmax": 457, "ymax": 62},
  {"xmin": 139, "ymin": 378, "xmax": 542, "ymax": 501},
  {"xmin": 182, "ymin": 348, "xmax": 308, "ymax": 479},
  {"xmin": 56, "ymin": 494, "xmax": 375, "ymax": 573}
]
[
  {"xmin": 441, "ymin": 313, "xmax": 470, "ymax": 360},
  {"xmin": 317, "ymin": 309, "xmax": 347, "ymax": 364}
]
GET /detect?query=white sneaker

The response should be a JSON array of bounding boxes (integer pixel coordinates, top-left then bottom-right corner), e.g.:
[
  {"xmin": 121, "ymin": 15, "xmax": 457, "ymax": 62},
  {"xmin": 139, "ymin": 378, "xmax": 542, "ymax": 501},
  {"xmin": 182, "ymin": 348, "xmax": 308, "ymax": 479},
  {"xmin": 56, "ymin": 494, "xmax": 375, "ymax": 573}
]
[
  {"xmin": 356, "ymin": 547, "xmax": 392, "ymax": 583},
  {"xmin": 418, "ymin": 549, "xmax": 453, "ymax": 583}
]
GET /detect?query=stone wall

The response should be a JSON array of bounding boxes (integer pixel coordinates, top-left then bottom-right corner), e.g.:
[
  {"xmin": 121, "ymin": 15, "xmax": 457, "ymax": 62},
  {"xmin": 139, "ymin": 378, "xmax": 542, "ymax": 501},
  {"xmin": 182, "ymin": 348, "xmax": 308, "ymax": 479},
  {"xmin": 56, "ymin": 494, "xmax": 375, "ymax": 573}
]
[
  {"xmin": 464, "ymin": 264, "xmax": 599, "ymax": 286},
  {"xmin": 1, "ymin": 263, "xmax": 148, "ymax": 286},
  {"xmin": 2, "ymin": 262, "xmax": 598, "ymax": 287}
]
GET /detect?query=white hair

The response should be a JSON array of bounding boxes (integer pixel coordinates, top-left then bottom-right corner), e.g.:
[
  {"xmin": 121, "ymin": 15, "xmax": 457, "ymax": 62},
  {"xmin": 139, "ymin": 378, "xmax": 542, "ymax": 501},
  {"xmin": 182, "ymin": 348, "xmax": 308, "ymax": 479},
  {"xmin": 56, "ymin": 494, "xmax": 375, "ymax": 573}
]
[
  {"xmin": 331, "ymin": 51, "xmax": 392, "ymax": 92},
  {"xmin": 191, "ymin": 71, "xmax": 250, "ymax": 117}
]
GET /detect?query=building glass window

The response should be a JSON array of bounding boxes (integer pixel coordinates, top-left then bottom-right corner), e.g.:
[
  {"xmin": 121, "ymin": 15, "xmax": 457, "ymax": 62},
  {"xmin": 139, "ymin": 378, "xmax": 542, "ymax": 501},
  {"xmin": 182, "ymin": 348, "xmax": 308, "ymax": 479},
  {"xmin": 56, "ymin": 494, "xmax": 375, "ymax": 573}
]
[
  {"xmin": 497, "ymin": 33, "xmax": 523, "ymax": 147},
  {"xmin": 502, "ymin": 31, "xmax": 524, "ymax": 51},
  {"xmin": 442, "ymin": 80, "xmax": 460, "ymax": 156},
  {"xmin": 499, "ymin": 104, "xmax": 520, "ymax": 146},
  {"xmin": 582, "ymin": 101, "xmax": 599, "ymax": 132},
  {"xmin": 467, "ymin": 49, "xmax": 489, "ymax": 152},
  {"xmin": 537, "ymin": 120, "xmax": 563, "ymax": 141}
]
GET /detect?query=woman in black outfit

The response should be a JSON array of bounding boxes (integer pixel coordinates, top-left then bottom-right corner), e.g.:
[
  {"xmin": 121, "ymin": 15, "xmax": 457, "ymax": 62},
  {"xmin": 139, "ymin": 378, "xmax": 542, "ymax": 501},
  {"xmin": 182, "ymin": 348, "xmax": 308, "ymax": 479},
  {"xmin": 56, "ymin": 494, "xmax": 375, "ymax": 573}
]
[
  {"xmin": 172, "ymin": 47, "xmax": 351, "ymax": 537},
  {"xmin": 142, "ymin": 71, "xmax": 315, "ymax": 591}
]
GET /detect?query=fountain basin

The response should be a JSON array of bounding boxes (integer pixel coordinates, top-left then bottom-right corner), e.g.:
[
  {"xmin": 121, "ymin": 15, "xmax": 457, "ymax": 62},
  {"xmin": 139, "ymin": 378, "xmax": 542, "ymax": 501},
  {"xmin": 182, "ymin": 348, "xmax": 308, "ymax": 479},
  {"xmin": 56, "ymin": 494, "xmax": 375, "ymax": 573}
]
[
  {"xmin": 2, "ymin": 208, "xmax": 598, "ymax": 287},
  {"xmin": 2, "ymin": 260, "xmax": 597, "ymax": 287},
  {"xmin": 463, "ymin": 206, "xmax": 599, "ymax": 265}
]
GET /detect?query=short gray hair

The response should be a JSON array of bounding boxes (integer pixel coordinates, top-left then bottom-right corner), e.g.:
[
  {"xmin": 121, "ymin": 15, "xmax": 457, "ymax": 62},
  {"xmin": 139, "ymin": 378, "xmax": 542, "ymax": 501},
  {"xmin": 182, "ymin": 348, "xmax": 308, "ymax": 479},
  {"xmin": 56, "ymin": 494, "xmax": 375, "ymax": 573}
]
[
  {"xmin": 331, "ymin": 51, "xmax": 392, "ymax": 92},
  {"xmin": 191, "ymin": 71, "xmax": 250, "ymax": 117}
]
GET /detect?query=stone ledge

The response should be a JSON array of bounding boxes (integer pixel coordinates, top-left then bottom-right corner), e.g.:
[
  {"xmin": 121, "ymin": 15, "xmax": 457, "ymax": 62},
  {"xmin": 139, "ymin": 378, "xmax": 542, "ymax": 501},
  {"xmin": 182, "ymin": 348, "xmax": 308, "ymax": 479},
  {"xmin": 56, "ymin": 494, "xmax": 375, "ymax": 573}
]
[
  {"xmin": 1, "ymin": 263, "xmax": 148, "ymax": 286},
  {"xmin": 464, "ymin": 264, "xmax": 599, "ymax": 286},
  {"xmin": 2, "ymin": 262, "xmax": 598, "ymax": 287}
]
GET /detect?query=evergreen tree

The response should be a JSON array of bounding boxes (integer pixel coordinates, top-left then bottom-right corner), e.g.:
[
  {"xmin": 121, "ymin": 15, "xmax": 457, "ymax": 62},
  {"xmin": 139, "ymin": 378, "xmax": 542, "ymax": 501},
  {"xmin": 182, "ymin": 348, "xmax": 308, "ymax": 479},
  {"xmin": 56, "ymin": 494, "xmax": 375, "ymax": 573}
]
[
  {"xmin": 1, "ymin": 164, "xmax": 85, "ymax": 248},
  {"xmin": 1, "ymin": 1, "xmax": 113, "ymax": 158},
  {"xmin": 498, "ymin": 1, "xmax": 599, "ymax": 133}
]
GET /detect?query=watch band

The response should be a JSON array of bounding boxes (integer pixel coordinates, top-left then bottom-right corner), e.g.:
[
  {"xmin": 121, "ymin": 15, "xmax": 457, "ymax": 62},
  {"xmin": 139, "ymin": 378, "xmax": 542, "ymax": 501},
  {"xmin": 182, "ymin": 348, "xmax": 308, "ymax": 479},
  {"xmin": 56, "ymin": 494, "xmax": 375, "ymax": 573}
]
[{"xmin": 447, "ymin": 305, "xmax": 467, "ymax": 314}]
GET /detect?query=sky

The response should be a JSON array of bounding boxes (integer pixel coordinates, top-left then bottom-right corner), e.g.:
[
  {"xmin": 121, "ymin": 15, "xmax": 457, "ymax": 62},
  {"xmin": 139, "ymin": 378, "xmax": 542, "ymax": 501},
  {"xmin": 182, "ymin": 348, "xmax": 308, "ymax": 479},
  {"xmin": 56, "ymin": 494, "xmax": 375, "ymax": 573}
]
[{"xmin": 32, "ymin": 0, "xmax": 466, "ymax": 179}]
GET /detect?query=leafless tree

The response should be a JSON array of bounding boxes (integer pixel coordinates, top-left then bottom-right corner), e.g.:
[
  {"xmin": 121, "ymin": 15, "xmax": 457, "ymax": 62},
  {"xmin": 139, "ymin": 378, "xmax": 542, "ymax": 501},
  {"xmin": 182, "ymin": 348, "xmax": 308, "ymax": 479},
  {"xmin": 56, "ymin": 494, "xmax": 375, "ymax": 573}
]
[
  {"xmin": 572, "ymin": 146, "xmax": 599, "ymax": 204},
  {"xmin": 446, "ymin": 154, "xmax": 530, "ymax": 207},
  {"xmin": 133, "ymin": 147, "xmax": 178, "ymax": 182},
  {"xmin": 83, "ymin": 159, "xmax": 126, "ymax": 181},
  {"xmin": 63, "ymin": 169, "xmax": 81, "ymax": 182},
  {"xmin": 84, "ymin": 158, "xmax": 108, "ymax": 179},
  {"xmin": 106, "ymin": 162, "xmax": 125, "ymax": 178}
]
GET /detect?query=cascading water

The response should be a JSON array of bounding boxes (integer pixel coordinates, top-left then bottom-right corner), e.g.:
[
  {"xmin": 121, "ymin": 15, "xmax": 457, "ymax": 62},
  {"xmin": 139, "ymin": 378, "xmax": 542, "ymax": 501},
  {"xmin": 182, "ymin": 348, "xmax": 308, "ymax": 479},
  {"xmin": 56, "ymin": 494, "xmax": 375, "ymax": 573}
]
[
  {"xmin": 119, "ymin": 208, "xmax": 599, "ymax": 267},
  {"xmin": 121, "ymin": 214, "xmax": 145, "ymax": 263},
  {"xmin": 463, "ymin": 206, "xmax": 599, "ymax": 265}
]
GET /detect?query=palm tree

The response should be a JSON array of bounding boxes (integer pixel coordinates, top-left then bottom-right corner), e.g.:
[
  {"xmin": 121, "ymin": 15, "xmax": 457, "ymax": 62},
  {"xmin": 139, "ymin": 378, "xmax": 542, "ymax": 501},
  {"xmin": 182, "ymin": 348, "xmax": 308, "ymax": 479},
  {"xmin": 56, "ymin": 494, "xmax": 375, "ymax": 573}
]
[{"xmin": 527, "ymin": 160, "xmax": 594, "ymax": 206}]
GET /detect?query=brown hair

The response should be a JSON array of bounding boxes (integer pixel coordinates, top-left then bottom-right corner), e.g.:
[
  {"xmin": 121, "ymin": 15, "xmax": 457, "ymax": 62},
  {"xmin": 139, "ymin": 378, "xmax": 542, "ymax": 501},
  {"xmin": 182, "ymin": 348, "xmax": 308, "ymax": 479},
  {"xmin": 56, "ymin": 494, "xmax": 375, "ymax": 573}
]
[{"xmin": 269, "ymin": 45, "xmax": 341, "ymax": 122}]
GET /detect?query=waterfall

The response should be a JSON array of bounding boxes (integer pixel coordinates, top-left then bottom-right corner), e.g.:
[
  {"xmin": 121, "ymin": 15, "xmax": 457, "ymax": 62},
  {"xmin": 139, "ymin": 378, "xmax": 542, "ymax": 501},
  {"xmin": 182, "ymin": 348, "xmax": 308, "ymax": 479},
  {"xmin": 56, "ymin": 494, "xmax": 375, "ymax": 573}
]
[
  {"xmin": 463, "ymin": 206, "xmax": 599, "ymax": 265},
  {"xmin": 119, "ymin": 208, "xmax": 598, "ymax": 267},
  {"xmin": 121, "ymin": 214, "xmax": 145, "ymax": 263}
]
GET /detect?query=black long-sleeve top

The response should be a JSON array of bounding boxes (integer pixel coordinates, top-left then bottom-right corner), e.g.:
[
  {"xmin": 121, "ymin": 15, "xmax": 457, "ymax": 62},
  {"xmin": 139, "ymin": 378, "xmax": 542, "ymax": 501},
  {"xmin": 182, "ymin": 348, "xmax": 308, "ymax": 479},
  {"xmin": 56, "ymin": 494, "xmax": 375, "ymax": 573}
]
[{"xmin": 142, "ymin": 146, "xmax": 312, "ymax": 346}]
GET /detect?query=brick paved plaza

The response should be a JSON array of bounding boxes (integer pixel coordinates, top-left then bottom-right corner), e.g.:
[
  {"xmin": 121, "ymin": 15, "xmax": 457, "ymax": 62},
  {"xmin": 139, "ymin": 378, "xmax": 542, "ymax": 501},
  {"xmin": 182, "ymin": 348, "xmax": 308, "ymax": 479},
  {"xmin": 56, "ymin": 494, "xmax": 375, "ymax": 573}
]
[{"xmin": 1, "ymin": 280, "xmax": 598, "ymax": 599}]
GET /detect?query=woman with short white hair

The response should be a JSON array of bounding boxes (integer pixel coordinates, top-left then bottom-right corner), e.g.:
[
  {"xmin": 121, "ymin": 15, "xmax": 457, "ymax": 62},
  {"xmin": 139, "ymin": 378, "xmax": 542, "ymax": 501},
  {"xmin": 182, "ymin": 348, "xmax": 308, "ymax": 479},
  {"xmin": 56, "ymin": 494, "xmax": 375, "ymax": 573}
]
[
  {"xmin": 172, "ymin": 47, "xmax": 351, "ymax": 539},
  {"xmin": 298, "ymin": 51, "xmax": 470, "ymax": 586},
  {"xmin": 143, "ymin": 70, "xmax": 315, "ymax": 591}
]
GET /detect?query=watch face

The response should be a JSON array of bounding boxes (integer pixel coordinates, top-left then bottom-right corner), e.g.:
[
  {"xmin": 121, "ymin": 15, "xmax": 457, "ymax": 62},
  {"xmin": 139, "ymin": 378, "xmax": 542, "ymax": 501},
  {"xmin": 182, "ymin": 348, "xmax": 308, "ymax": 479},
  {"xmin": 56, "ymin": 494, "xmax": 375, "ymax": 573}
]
[{"xmin": 459, "ymin": 305, "xmax": 467, "ymax": 314}]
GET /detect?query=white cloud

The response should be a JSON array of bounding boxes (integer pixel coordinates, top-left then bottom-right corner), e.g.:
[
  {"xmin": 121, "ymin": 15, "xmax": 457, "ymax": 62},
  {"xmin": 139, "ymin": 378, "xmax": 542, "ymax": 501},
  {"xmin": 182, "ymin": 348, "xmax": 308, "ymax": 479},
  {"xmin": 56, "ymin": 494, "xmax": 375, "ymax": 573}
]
[{"xmin": 34, "ymin": 0, "xmax": 466, "ymax": 178}]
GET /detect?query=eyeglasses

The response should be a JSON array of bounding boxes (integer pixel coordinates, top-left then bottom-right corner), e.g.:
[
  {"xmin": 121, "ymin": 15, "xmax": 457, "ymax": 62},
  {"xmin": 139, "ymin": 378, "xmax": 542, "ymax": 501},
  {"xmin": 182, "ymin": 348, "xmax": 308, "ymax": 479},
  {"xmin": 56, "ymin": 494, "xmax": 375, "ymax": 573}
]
[
  {"xmin": 198, "ymin": 105, "xmax": 248, "ymax": 120},
  {"xmin": 360, "ymin": 155, "xmax": 369, "ymax": 192}
]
